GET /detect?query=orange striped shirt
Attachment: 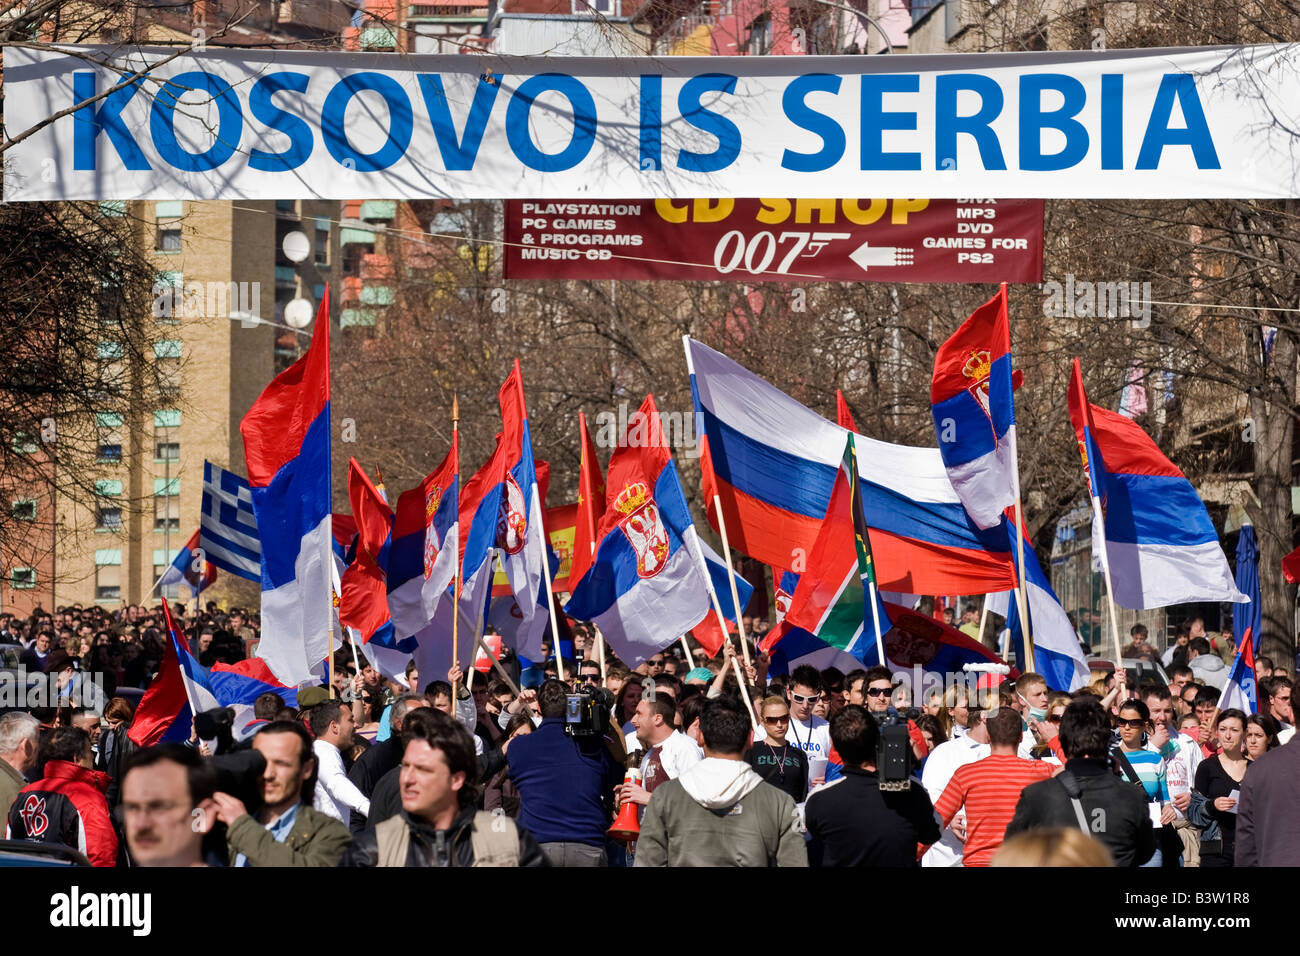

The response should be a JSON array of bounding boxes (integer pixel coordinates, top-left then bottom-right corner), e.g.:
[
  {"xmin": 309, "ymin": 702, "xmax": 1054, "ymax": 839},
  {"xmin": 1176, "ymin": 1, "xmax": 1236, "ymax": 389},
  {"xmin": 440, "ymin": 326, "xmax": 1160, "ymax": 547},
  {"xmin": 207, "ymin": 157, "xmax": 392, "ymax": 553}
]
[{"xmin": 932, "ymin": 753, "xmax": 1053, "ymax": 867}]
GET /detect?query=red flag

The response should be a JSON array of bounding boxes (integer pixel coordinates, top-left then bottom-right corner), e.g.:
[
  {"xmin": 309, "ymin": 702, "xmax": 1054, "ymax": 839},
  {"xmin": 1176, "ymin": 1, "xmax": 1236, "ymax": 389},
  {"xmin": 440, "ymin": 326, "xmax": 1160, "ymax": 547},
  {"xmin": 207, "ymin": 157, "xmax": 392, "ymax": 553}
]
[
  {"xmin": 835, "ymin": 389, "xmax": 859, "ymax": 432},
  {"xmin": 571, "ymin": 410, "xmax": 606, "ymax": 588},
  {"xmin": 127, "ymin": 599, "xmax": 191, "ymax": 747},
  {"xmin": 1282, "ymin": 545, "xmax": 1300, "ymax": 584},
  {"xmin": 339, "ymin": 459, "xmax": 395, "ymax": 640}
]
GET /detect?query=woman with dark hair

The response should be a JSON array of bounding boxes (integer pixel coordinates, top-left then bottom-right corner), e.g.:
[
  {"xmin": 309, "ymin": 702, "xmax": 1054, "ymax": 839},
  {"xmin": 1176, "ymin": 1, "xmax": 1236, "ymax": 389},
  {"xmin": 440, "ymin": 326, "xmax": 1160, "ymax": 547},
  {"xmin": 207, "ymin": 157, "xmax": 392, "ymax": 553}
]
[
  {"xmin": 615, "ymin": 679, "xmax": 644, "ymax": 733},
  {"xmin": 1244, "ymin": 713, "xmax": 1279, "ymax": 759},
  {"xmin": 1192, "ymin": 708, "xmax": 1249, "ymax": 868},
  {"xmin": 482, "ymin": 713, "xmax": 534, "ymax": 817}
]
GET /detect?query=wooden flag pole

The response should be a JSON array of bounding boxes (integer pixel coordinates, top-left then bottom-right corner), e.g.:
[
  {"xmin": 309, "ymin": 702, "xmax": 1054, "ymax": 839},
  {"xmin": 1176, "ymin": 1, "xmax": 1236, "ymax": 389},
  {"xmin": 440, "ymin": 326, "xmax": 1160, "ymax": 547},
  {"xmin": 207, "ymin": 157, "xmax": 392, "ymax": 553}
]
[
  {"xmin": 712, "ymin": 494, "xmax": 752, "ymax": 667},
  {"xmin": 1005, "ymin": 283, "xmax": 1035, "ymax": 671},
  {"xmin": 539, "ymin": 540, "xmax": 566, "ymax": 683},
  {"xmin": 1090, "ymin": 492, "xmax": 1127, "ymax": 668},
  {"xmin": 451, "ymin": 394, "xmax": 461, "ymax": 701},
  {"xmin": 977, "ymin": 597, "xmax": 991, "ymax": 653},
  {"xmin": 680, "ymin": 634, "xmax": 694, "ymax": 669},
  {"xmin": 597, "ymin": 631, "xmax": 606, "ymax": 684},
  {"xmin": 685, "ymin": 531, "xmax": 758, "ymax": 730}
]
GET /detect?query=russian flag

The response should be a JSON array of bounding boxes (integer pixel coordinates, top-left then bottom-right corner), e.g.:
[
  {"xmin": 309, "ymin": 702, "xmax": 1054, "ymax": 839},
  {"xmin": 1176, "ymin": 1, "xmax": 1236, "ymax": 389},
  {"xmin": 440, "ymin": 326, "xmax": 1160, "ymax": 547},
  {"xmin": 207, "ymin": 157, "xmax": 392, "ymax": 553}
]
[
  {"xmin": 685, "ymin": 337, "xmax": 1017, "ymax": 595},
  {"xmin": 128, "ymin": 599, "xmax": 218, "ymax": 747},
  {"xmin": 157, "ymin": 528, "xmax": 217, "ymax": 599},
  {"xmin": 1219, "ymin": 635, "xmax": 1258, "ymax": 714},
  {"xmin": 239, "ymin": 290, "xmax": 333, "ymax": 687},
  {"xmin": 1068, "ymin": 358, "xmax": 1246, "ymax": 609},
  {"xmin": 931, "ymin": 285, "xmax": 1019, "ymax": 530},
  {"xmin": 565, "ymin": 394, "xmax": 714, "ymax": 667}
]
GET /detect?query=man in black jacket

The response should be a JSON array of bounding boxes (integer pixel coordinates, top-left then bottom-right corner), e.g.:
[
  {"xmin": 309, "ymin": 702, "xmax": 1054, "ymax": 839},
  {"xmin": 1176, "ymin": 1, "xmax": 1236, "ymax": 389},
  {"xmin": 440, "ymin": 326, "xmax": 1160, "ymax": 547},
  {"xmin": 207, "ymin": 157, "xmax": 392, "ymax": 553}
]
[
  {"xmin": 346, "ymin": 694, "xmax": 426, "ymax": 832},
  {"xmin": 344, "ymin": 709, "xmax": 546, "ymax": 866},
  {"xmin": 804, "ymin": 705, "xmax": 941, "ymax": 866},
  {"xmin": 1005, "ymin": 699, "xmax": 1154, "ymax": 866}
]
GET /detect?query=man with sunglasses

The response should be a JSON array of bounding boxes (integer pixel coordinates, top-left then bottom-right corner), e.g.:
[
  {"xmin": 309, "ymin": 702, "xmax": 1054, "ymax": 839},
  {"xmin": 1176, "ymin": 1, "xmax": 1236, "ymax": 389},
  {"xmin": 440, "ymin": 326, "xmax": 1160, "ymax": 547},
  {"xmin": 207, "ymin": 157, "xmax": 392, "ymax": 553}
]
[
  {"xmin": 861, "ymin": 666, "xmax": 929, "ymax": 763},
  {"xmin": 767, "ymin": 666, "xmax": 833, "ymax": 786}
]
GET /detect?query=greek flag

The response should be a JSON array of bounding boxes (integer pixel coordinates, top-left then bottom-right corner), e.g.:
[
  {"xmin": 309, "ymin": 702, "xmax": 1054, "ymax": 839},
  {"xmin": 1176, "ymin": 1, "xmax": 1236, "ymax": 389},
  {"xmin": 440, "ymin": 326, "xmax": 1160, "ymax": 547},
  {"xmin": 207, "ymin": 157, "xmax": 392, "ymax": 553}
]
[{"xmin": 200, "ymin": 461, "xmax": 261, "ymax": 581}]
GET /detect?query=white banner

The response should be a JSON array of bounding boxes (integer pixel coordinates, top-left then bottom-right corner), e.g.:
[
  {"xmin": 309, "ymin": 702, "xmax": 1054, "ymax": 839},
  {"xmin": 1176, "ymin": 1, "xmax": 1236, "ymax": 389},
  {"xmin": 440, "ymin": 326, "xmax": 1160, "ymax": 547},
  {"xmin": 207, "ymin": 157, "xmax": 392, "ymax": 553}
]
[{"xmin": 5, "ymin": 44, "xmax": 1300, "ymax": 201}]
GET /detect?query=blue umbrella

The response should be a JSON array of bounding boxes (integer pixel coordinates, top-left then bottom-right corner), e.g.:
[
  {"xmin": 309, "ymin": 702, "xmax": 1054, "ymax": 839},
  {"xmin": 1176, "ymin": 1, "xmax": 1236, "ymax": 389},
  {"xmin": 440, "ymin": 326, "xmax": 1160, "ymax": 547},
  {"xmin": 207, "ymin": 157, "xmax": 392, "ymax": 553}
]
[{"xmin": 1233, "ymin": 525, "xmax": 1262, "ymax": 653}]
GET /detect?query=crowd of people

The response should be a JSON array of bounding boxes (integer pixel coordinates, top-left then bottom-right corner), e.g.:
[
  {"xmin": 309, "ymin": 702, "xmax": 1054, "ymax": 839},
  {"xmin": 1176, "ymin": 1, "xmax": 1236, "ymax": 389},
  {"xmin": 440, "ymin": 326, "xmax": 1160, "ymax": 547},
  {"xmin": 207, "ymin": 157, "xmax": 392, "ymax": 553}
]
[{"xmin": 1, "ymin": 602, "xmax": 1297, "ymax": 868}]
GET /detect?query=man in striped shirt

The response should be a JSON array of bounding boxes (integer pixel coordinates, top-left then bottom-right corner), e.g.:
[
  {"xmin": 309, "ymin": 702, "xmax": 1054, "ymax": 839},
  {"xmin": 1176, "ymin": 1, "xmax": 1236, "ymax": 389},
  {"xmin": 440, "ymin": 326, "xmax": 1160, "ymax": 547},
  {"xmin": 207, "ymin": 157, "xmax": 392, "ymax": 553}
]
[{"xmin": 927, "ymin": 707, "xmax": 1054, "ymax": 867}]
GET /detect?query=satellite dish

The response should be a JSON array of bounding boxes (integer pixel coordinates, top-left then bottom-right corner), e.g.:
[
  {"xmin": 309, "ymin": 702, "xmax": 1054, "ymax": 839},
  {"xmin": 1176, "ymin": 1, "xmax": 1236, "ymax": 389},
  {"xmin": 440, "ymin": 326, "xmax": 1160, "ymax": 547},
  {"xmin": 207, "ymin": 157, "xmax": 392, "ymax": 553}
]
[
  {"xmin": 281, "ymin": 230, "xmax": 310, "ymax": 263},
  {"xmin": 283, "ymin": 298, "xmax": 314, "ymax": 329}
]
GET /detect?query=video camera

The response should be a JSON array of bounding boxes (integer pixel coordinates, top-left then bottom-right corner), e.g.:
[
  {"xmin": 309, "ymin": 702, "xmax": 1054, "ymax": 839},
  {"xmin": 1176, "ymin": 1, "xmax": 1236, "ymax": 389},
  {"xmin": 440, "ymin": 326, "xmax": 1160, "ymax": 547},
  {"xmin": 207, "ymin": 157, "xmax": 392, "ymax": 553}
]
[
  {"xmin": 872, "ymin": 711, "xmax": 913, "ymax": 791},
  {"xmin": 564, "ymin": 686, "xmax": 613, "ymax": 738}
]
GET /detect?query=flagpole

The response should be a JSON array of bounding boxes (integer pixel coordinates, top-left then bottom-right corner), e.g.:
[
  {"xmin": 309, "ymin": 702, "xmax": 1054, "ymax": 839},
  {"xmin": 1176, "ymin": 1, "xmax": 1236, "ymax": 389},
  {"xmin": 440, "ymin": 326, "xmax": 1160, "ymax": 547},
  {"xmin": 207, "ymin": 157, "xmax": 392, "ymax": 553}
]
[
  {"xmin": 1090, "ymin": 492, "xmax": 1127, "ymax": 668},
  {"xmin": 596, "ymin": 632, "xmax": 606, "ymax": 685},
  {"xmin": 687, "ymin": 529, "xmax": 758, "ymax": 730},
  {"xmin": 977, "ymin": 598, "xmax": 990, "ymax": 650},
  {"xmin": 539, "ymin": 540, "xmax": 566, "ymax": 683},
  {"xmin": 474, "ymin": 631, "xmax": 522, "ymax": 697},
  {"xmin": 712, "ymin": 494, "xmax": 752, "ymax": 667},
  {"xmin": 867, "ymin": 581, "xmax": 886, "ymax": 669},
  {"xmin": 680, "ymin": 634, "xmax": 693, "ymax": 669},
  {"xmin": 451, "ymin": 394, "xmax": 461, "ymax": 701}
]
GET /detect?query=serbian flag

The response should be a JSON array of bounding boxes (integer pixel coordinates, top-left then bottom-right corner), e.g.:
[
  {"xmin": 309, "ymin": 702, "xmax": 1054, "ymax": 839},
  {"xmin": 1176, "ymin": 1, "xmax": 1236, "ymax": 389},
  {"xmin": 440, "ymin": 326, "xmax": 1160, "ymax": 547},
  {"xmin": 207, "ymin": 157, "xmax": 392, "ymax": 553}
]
[
  {"xmin": 495, "ymin": 360, "xmax": 549, "ymax": 638},
  {"xmin": 686, "ymin": 337, "xmax": 1016, "ymax": 594},
  {"xmin": 572, "ymin": 411, "xmax": 605, "ymax": 589},
  {"xmin": 1218, "ymin": 635, "xmax": 1259, "ymax": 714},
  {"xmin": 129, "ymin": 599, "xmax": 219, "ymax": 747},
  {"xmin": 157, "ymin": 528, "xmax": 217, "ymax": 599},
  {"xmin": 209, "ymin": 659, "xmax": 299, "ymax": 739},
  {"xmin": 239, "ymin": 290, "xmax": 333, "ymax": 686},
  {"xmin": 565, "ymin": 394, "xmax": 713, "ymax": 667},
  {"xmin": 930, "ymin": 284, "xmax": 1019, "ymax": 530},
  {"xmin": 772, "ymin": 566, "xmax": 799, "ymax": 622},
  {"xmin": 1068, "ymin": 358, "xmax": 1246, "ymax": 609},
  {"xmin": 763, "ymin": 433, "xmax": 893, "ymax": 672},
  {"xmin": 388, "ymin": 443, "xmax": 459, "ymax": 640}
]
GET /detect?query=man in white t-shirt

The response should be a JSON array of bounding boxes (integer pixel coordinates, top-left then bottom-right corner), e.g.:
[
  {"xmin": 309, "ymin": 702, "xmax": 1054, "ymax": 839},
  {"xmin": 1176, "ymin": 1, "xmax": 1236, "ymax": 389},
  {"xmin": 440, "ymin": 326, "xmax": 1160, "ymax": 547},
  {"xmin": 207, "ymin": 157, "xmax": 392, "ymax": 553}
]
[
  {"xmin": 612, "ymin": 694, "xmax": 704, "ymax": 810},
  {"xmin": 921, "ymin": 708, "xmax": 990, "ymax": 867},
  {"xmin": 778, "ymin": 666, "xmax": 833, "ymax": 785}
]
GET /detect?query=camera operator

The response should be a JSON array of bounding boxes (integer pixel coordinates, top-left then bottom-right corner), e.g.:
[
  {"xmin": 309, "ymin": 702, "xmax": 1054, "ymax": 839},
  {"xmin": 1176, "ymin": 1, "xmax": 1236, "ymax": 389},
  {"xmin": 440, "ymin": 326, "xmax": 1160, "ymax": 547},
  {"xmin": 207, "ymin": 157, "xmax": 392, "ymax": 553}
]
[
  {"xmin": 211, "ymin": 721, "xmax": 353, "ymax": 867},
  {"xmin": 506, "ymin": 678, "xmax": 623, "ymax": 866},
  {"xmin": 861, "ymin": 666, "xmax": 929, "ymax": 763}
]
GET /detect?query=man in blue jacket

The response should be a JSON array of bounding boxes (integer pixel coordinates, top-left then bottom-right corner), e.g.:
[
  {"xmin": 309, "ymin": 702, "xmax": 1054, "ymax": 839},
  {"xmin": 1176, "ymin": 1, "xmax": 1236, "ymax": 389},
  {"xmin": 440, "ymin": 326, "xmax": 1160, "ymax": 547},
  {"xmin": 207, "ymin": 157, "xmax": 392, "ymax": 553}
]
[{"xmin": 507, "ymin": 679, "xmax": 623, "ymax": 866}]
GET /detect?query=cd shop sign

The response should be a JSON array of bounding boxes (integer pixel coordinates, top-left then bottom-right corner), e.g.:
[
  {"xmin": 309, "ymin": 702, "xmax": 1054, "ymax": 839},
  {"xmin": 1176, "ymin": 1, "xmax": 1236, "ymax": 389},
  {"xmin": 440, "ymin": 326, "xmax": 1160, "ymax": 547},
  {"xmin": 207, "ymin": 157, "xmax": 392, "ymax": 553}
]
[{"xmin": 5, "ymin": 43, "xmax": 1300, "ymax": 200}]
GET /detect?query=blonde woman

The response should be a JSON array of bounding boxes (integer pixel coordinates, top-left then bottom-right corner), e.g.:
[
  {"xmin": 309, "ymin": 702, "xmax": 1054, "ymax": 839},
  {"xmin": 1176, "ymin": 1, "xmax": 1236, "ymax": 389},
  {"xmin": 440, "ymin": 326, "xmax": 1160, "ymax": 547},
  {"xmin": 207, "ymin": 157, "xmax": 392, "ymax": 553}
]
[{"xmin": 940, "ymin": 686, "xmax": 971, "ymax": 739}]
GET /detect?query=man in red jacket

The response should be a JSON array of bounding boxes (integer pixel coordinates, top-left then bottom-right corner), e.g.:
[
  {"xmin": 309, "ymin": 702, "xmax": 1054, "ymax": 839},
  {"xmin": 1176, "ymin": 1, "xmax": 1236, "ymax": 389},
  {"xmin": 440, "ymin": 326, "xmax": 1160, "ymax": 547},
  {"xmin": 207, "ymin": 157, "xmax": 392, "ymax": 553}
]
[{"xmin": 5, "ymin": 726, "xmax": 117, "ymax": 866}]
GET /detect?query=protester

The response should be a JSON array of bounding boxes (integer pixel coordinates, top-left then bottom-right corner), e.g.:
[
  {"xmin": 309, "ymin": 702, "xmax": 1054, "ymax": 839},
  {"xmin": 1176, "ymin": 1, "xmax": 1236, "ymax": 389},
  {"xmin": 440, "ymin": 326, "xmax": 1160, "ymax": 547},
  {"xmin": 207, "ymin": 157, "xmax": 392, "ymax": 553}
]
[
  {"xmin": 213, "ymin": 721, "xmax": 352, "ymax": 866},
  {"xmin": 860, "ymin": 666, "xmax": 928, "ymax": 761},
  {"xmin": 1005, "ymin": 699, "xmax": 1155, "ymax": 866},
  {"xmin": 119, "ymin": 744, "xmax": 218, "ymax": 867},
  {"xmin": 1259, "ymin": 676, "xmax": 1294, "ymax": 744},
  {"xmin": 1187, "ymin": 637, "xmax": 1227, "ymax": 689},
  {"xmin": 6, "ymin": 727, "xmax": 117, "ymax": 866},
  {"xmin": 506, "ymin": 679, "xmax": 622, "ymax": 866},
  {"xmin": 929, "ymin": 707, "xmax": 1053, "ymax": 867},
  {"xmin": 1243, "ymin": 714, "xmax": 1278, "ymax": 757},
  {"xmin": 1140, "ymin": 684, "xmax": 1199, "ymax": 865},
  {"xmin": 615, "ymin": 694, "xmax": 703, "ymax": 811},
  {"xmin": 805, "ymin": 705, "xmax": 940, "ymax": 867},
  {"xmin": 1236, "ymin": 729, "xmax": 1300, "ymax": 866},
  {"xmin": 745, "ymin": 695, "xmax": 809, "ymax": 803},
  {"xmin": 1192, "ymin": 708, "xmax": 1249, "ymax": 868},
  {"xmin": 309, "ymin": 700, "xmax": 369, "ymax": 824},
  {"xmin": 921, "ymin": 704, "xmax": 991, "ymax": 866},
  {"xmin": 345, "ymin": 694, "xmax": 427, "ymax": 833},
  {"xmin": 344, "ymin": 709, "xmax": 546, "ymax": 867},
  {"xmin": 1112, "ymin": 699, "xmax": 1176, "ymax": 866},
  {"xmin": 769, "ymin": 665, "xmax": 833, "ymax": 784},
  {"xmin": 991, "ymin": 828, "xmax": 1114, "ymax": 867},
  {"xmin": 0, "ymin": 712, "xmax": 40, "ymax": 820},
  {"xmin": 636, "ymin": 698, "xmax": 806, "ymax": 867},
  {"xmin": 483, "ymin": 713, "xmax": 533, "ymax": 817}
]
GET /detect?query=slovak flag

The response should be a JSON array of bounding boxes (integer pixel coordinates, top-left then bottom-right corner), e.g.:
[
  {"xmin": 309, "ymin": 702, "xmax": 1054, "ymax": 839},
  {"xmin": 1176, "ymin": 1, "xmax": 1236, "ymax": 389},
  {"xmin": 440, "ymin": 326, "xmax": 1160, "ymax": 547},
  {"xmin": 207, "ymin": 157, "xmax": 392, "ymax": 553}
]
[
  {"xmin": 1218, "ymin": 636, "xmax": 1258, "ymax": 715},
  {"xmin": 157, "ymin": 528, "xmax": 217, "ymax": 599},
  {"xmin": 239, "ymin": 290, "xmax": 333, "ymax": 687},
  {"xmin": 930, "ymin": 284, "xmax": 1019, "ymax": 530},
  {"xmin": 565, "ymin": 394, "xmax": 714, "ymax": 667},
  {"xmin": 1068, "ymin": 358, "xmax": 1247, "ymax": 609},
  {"xmin": 494, "ymin": 360, "xmax": 548, "ymax": 639}
]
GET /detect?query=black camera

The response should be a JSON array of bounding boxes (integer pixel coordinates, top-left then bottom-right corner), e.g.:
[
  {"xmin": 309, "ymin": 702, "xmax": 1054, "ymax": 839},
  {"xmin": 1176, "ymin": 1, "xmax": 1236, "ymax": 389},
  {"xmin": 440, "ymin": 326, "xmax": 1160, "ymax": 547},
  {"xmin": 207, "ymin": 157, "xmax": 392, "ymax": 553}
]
[
  {"xmin": 564, "ymin": 687, "xmax": 612, "ymax": 738},
  {"xmin": 193, "ymin": 706, "xmax": 236, "ymax": 755},
  {"xmin": 874, "ymin": 713, "xmax": 913, "ymax": 791}
]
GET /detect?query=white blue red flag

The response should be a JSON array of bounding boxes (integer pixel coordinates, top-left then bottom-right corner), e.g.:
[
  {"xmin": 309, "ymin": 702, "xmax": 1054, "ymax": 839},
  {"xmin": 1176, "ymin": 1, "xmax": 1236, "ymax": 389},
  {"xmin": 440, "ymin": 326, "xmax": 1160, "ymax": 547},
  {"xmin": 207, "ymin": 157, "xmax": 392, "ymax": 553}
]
[
  {"xmin": 389, "ymin": 442, "xmax": 459, "ymax": 641},
  {"xmin": 565, "ymin": 394, "xmax": 713, "ymax": 667},
  {"xmin": 1219, "ymin": 636, "xmax": 1258, "ymax": 714},
  {"xmin": 239, "ymin": 290, "xmax": 333, "ymax": 686},
  {"xmin": 157, "ymin": 528, "xmax": 217, "ymax": 599},
  {"xmin": 930, "ymin": 285, "xmax": 1019, "ymax": 530},
  {"xmin": 685, "ymin": 337, "xmax": 1017, "ymax": 595},
  {"xmin": 1068, "ymin": 358, "xmax": 1247, "ymax": 609}
]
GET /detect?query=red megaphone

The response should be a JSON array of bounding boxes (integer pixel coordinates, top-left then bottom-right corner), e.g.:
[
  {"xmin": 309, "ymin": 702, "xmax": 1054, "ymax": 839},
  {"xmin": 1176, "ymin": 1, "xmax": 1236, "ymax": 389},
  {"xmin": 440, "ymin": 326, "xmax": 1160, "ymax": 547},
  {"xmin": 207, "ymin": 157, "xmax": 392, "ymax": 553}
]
[{"xmin": 608, "ymin": 768, "xmax": 642, "ymax": 843}]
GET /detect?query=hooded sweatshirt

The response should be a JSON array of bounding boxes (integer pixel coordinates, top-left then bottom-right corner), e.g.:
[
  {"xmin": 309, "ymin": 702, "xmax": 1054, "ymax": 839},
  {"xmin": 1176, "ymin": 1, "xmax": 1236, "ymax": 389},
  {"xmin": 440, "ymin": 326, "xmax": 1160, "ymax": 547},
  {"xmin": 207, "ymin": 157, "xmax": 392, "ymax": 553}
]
[
  {"xmin": 633, "ymin": 757, "xmax": 807, "ymax": 867},
  {"xmin": 1189, "ymin": 653, "xmax": 1227, "ymax": 689}
]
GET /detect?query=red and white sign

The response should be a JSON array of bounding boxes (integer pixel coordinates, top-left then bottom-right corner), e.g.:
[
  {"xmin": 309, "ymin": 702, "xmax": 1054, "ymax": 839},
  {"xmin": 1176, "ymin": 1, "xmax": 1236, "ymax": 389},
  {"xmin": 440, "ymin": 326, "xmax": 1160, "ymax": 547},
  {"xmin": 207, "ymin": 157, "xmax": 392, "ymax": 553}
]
[{"xmin": 504, "ymin": 198, "xmax": 1043, "ymax": 283}]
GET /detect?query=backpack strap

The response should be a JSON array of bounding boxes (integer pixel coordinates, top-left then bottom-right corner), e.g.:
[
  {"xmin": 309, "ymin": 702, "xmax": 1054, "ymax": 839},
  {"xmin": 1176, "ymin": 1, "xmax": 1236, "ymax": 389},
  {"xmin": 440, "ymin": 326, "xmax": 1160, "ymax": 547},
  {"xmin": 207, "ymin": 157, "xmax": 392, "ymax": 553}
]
[
  {"xmin": 1110, "ymin": 747, "xmax": 1144, "ymax": 789},
  {"xmin": 469, "ymin": 810, "xmax": 520, "ymax": 867},
  {"xmin": 374, "ymin": 815, "xmax": 411, "ymax": 868},
  {"xmin": 1056, "ymin": 770, "xmax": 1091, "ymax": 835}
]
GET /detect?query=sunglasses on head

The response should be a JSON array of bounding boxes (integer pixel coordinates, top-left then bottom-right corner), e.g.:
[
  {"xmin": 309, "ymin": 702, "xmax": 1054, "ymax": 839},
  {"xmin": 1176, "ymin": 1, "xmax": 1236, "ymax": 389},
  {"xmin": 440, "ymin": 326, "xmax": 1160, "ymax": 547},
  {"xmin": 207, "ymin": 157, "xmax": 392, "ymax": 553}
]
[{"xmin": 789, "ymin": 692, "xmax": 820, "ymax": 704}]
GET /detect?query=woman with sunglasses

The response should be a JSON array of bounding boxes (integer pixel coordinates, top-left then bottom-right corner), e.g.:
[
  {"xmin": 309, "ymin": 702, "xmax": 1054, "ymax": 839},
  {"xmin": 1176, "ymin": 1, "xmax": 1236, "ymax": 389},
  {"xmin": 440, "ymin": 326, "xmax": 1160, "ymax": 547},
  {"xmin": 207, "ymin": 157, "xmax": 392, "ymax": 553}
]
[
  {"xmin": 1192, "ymin": 708, "xmax": 1249, "ymax": 868},
  {"xmin": 744, "ymin": 696, "xmax": 810, "ymax": 803},
  {"xmin": 1112, "ymin": 699, "xmax": 1176, "ymax": 866}
]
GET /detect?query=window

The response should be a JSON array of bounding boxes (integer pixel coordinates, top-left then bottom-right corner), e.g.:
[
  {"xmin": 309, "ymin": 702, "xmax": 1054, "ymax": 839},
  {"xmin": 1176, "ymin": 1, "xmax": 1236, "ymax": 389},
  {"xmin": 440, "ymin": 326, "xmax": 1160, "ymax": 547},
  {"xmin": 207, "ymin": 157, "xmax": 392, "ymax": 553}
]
[
  {"xmin": 12, "ymin": 433, "xmax": 37, "ymax": 454},
  {"xmin": 315, "ymin": 221, "xmax": 330, "ymax": 266},
  {"xmin": 155, "ymin": 441, "xmax": 180, "ymax": 461},
  {"xmin": 746, "ymin": 14, "xmax": 773, "ymax": 55},
  {"xmin": 94, "ymin": 557, "xmax": 122, "ymax": 602},
  {"xmin": 96, "ymin": 411, "xmax": 123, "ymax": 462},
  {"xmin": 96, "ymin": 506, "xmax": 123, "ymax": 531},
  {"xmin": 10, "ymin": 567, "xmax": 35, "ymax": 590},
  {"xmin": 154, "ymin": 549, "xmax": 182, "ymax": 600},
  {"xmin": 95, "ymin": 479, "xmax": 123, "ymax": 497},
  {"xmin": 154, "ymin": 409, "xmax": 181, "ymax": 429},
  {"xmin": 11, "ymin": 499, "xmax": 36, "ymax": 522},
  {"xmin": 154, "ymin": 477, "xmax": 180, "ymax": 531},
  {"xmin": 276, "ymin": 199, "xmax": 296, "ymax": 213},
  {"xmin": 155, "ymin": 200, "xmax": 182, "ymax": 252},
  {"xmin": 97, "ymin": 342, "xmax": 125, "ymax": 400},
  {"xmin": 157, "ymin": 355, "xmax": 181, "ymax": 398}
]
